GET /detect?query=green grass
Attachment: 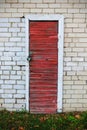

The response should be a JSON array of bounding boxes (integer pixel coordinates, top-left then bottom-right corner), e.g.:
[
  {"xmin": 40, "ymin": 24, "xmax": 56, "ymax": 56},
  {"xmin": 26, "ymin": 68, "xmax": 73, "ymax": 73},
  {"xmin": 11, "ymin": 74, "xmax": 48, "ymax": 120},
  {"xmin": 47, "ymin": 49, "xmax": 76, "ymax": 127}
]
[{"xmin": 0, "ymin": 110, "xmax": 87, "ymax": 130}]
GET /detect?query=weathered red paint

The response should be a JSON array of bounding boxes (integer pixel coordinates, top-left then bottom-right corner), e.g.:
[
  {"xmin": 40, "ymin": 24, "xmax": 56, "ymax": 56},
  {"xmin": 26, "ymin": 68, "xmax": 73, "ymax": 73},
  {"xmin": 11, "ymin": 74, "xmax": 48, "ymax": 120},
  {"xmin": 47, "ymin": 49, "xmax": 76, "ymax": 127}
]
[{"xmin": 29, "ymin": 21, "xmax": 58, "ymax": 113}]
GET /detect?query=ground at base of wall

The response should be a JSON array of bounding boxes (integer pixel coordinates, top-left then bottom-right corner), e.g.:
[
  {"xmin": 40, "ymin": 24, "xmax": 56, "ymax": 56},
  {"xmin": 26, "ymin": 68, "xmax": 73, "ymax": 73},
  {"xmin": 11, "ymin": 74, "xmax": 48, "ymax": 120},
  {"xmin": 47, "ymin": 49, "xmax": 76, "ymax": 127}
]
[{"xmin": 0, "ymin": 110, "xmax": 87, "ymax": 130}]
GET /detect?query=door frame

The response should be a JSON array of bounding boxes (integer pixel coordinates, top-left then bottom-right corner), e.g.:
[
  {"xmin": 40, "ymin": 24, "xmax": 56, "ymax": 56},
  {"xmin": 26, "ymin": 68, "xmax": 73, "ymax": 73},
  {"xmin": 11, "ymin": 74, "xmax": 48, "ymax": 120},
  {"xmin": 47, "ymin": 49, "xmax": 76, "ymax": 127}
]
[{"xmin": 25, "ymin": 14, "xmax": 64, "ymax": 113}]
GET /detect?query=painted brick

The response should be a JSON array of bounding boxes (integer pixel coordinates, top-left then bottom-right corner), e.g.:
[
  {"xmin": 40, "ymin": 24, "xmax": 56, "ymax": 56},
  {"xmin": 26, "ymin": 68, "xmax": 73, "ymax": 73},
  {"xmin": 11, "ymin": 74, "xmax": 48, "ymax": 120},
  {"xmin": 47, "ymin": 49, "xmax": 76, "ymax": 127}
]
[
  {"xmin": 0, "ymin": 3, "xmax": 10, "ymax": 8},
  {"xmin": 72, "ymin": 48, "xmax": 84, "ymax": 52},
  {"xmin": 72, "ymin": 85, "xmax": 83, "ymax": 90},
  {"xmin": 66, "ymin": 52, "xmax": 77, "ymax": 57},
  {"xmin": 13, "ymin": 85, "xmax": 25, "ymax": 90},
  {"xmin": 11, "ymin": 23, "xmax": 17, "ymax": 27},
  {"xmin": 4, "ymin": 52, "xmax": 15, "ymax": 56},
  {"xmin": 16, "ymin": 43, "xmax": 25, "ymax": 47},
  {"xmin": 43, "ymin": 0, "xmax": 55, "ymax": 3},
  {"xmin": 18, "ymin": 23, "xmax": 25, "ymax": 27},
  {"xmin": 11, "ymin": 3, "xmax": 23, "ymax": 8},
  {"xmin": 24, "ymin": 4, "xmax": 36, "ymax": 8},
  {"xmin": 17, "ymin": 61, "xmax": 26, "ymax": 66},
  {"xmin": 14, "ymin": 104, "xmax": 25, "ymax": 109},
  {"xmin": 11, "ymin": 71, "xmax": 16, "ymax": 75},
  {"xmin": 68, "ymin": 9, "xmax": 79, "ymax": 13},
  {"xmin": 10, "ymin": 38, "xmax": 21, "ymax": 42},
  {"xmin": 31, "ymin": 9, "xmax": 42, "ymax": 13},
  {"xmin": 56, "ymin": 0, "xmax": 68, "ymax": 3},
  {"xmin": 0, "ymin": 28, "xmax": 8, "ymax": 32},
  {"xmin": 1, "ymin": 66, "xmax": 12, "ymax": 70},
  {"xmin": 0, "ymin": 99, "xmax": 4, "ymax": 103},
  {"xmin": 63, "ymin": 108, "xmax": 76, "ymax": 112},
  {"xmin": 55, "ymin": 9, "xmax": 67, "ymax": 13},
  {"xmin": 72, "ymin": 66, "xmax": 83, "ymax": 71},
  {"xmin": 64, "ymin": 67, "xmax": 71, "ymax": 71},
  {"xmin": 5, "ymin": 47, "xmax": 21, "ymax": 51},
  {"xmin": 0, "ymin": 89, "xmax": 4, "ymax": 93},
  {"xmin": 68, "ymin": 0, "xmax": 80, "ymax": 3},
  {"xmin": 78, "ymin": 53, "xmax": 87, "ymax": 57},
  {"xmin": 0, "ymin": 23, "xmax": 10, "ymax": 27},
  {"xmin": 18, "ymin": 9, "xmax": 30, "ymax": 12},
  {"xmin": 18, "ymin": 33, "xmax": 25, "ymax": 37},
  {"xmin": 0, "ymin": 9, "xmax": 5, "ymax": 13},
  {"xmin": 17, "ymin": 99, "xmax": 26, "ymax": 103},
  {"xmin": 64, "ymin": 76, "xmax": 71, "ymax": 80},
  {"xmin": 66, "ymin": 24, "xmax": 78, "ymax": 28},
  {"xmin": 14, "ymin": 94, "xmax": 25, "ymax": 98},
  {"xmin": 73, "ymin": 28, "xmax": 84, "ymax": 32},
  {"xmin": 64, "ymin": 57, "xmax": 71, "ymax": 61},
  {"xmin": 9, "ymin": 28, "xmax": 20, "ymax": 32},
  {"xmin": 10, "ymin": 75, "xmax": 21, "ymax": 80},
  {"xmin": 4, "ymin": 42, "xmax": 16, "ymax": 46},
  {"xmin": 78, "ymin": 23, "xmax": 86, "ymax": 27},
  {"xmin": 78, "ymin": 99, "xmax": 87, "ymax": 103},
  {"xmin": 61, "ymin": 4, "xmax": 73, "ymax": 8},
  {"xmin": 13, "ymin": 66, "xmax": 20, "ymax": 70},
  {"xmin": 0, "ymin": 33, "xmax": 11, "ymax": 37},
  {"xmin": 46, "ymin": 4, "xmax": 58, "ymax": 8},
  {"xmin": 6, "ymin": 8, "xmax": 17, "ymax": 12},
  {"xmin": 1, "ymin": 75, "xmax": 9, "ymax": 79},
  {"xmin": 74, "ymin": 14, "xmax": 85, "ymax": 18},
  {"xmin": 73, "ymin": 19, "xmax": 85, "ymax": 23},
  {"xmin": 1, "ymin": 56, "xmax": 11, "ymax": 61},
  {"xmin": 9, "ymin": 18, "xmax": 20, "ymax": 22},
  {"xmin": 0, "ymin": 13, "xmax": 11, "ymax": 17},
  {"xmin": 80, "ymin": 0, "xmax": 87, "ymax": 3},
  {"xmin": 79, "ymin": 76, "xmax": 87, "ymax": 80},
  {"xmin": 17, "ymin": 81, "xmax": 25, "ymax": 85},
  {"xmin": 5, "ymin": 99, "xmax": 15, "ymax": 103},
  {"xmin": 79, "ymin": 62, "xmax": 87, "ymax": 67},
  {"xmin": 74, "ymin": 4, "xmax": 85, "ymax": 8},
  {"xmin": 12, "ymin": 13, "xmax": 23, "ymax": 17},
  {"xmin": 64, "ymin": 81, "xmax": 74, "ymax": 85},
  {"xmin": 4, "ymin": 80, "xmax": 16, "ymax": 84},
  {"xmin": 72, "ymin": 58, "xmax": 84, "ymax": 61},
  {"xmin": 2, "ymin": 94, "xmax": 12, "ymax": 98},
  {"xmin": 67, "ymin": 71, "xmax": 76, "ymax": 76},
  {"xmin": 17, "ymin": 71, "xmax": 25, "ymax": 75},
  {"xmin": 74, "ymin": 81, "xmax": 86, "ymax": 85},
  {"xmin": 0, "ymin": 18, "xmax": 8, "ymax": 23},
  {"xmin": 65, "ymin": 99, "xmax": 78, "ymax": 103},
  {"xmin": 66, "ymin": 62, "xmax": 77, "ymax": 66},
  {"xmin": 79, "ymin": 38, "xmax": 87, "ymax": 42},
  {"xmin": 5, "ymin": 61, "xmax": 16, "ymax": 65},
  {"xmin": 71, "ymin": 76, "xmax": 78, "ymax": 80},
  {"xmin": 3, "ymin": 104, "xmax": 13, "ymax": 108},
  {"xmin": 12, "ymin": 33, "xmax": 17, "ymax": 37},
  {"xmin": 13, "ymin": 57, "xmax": 22, "ymax": 61},
  {"xmin": 0, "ymin": 0, "xmax": 5, "ymax": 3},
  {"xmin": 77, "ymin": 71, "xmax": 87, "ymax": 76},
  {"xmin": 0, "ymin": 71, "xmax": 2, "ymax": 74},
  {"xmin": 64, "ymin": 95, "xmax": 71, "ymax": 99},
  {"xmin": 6, "ymin": 0, "xmax": 17, "ymax": 3},
  {"xmin": 71, "ymin": 104, "xmax": 82, "ymax": 108},
  {"xmin": 3, "ymin": 71, "xmax": 10, "ymax": 74},
  {"xmin": 80, "ymin": 9, "xmax": 87, "ymax": 13},
  {"xmin": 1, "ymin": 85, "xmax": 12, "ymax": 89}
]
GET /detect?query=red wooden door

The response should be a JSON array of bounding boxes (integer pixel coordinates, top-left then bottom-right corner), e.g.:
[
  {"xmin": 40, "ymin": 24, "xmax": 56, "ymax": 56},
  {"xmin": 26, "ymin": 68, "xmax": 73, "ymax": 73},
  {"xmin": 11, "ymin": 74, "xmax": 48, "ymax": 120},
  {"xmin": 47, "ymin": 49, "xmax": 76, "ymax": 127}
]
[{"xmin": 29, "ymin": 21, "xmax": 58, "ymax": 113}]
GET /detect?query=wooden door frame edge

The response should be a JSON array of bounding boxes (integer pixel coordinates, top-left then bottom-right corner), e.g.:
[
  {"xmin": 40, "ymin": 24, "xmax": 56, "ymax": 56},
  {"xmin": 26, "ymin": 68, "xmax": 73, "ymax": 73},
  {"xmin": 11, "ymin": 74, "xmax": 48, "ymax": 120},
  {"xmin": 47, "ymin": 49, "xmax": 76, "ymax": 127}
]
[{"xmin": 25, "ymin": 14, "xmax": 64, "ymax": 113}]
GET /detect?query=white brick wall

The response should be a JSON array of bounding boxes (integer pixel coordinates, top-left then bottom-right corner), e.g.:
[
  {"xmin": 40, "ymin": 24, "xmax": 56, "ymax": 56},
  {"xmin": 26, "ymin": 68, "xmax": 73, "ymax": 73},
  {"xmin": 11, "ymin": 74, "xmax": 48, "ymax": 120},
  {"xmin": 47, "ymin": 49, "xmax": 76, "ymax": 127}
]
[{"xmin": 0, "ymin": 0, "xmax": 87, "ymax": 112}]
